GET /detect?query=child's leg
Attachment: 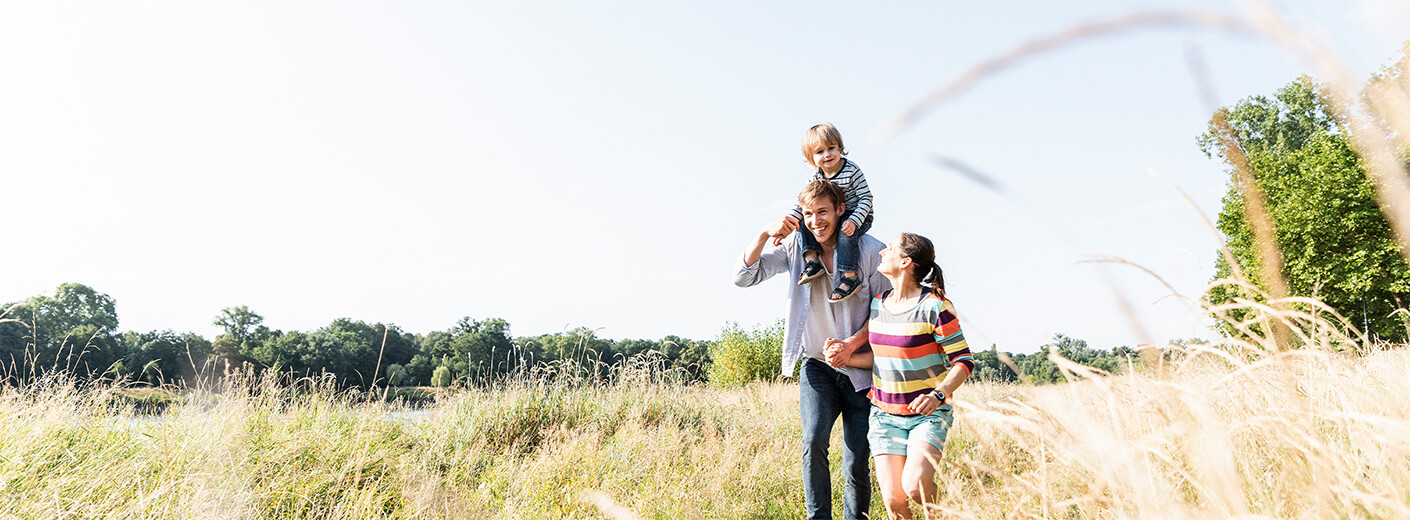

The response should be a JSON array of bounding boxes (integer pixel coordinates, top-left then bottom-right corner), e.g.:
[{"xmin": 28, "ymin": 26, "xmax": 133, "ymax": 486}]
[
  {"xmin": 799, "ymin": 221, "xmax": 821, "ymax": 258},
  {"xmin": 829, "ymin": 214, "xmax": 873, "ymax": 301},
  {"xmin": 835, "ymin": 214, "xmax": 873, "ymax": 277},
  {"xmin": 797, "ymin": 224, "xmax": 826, "ymax": 285}
]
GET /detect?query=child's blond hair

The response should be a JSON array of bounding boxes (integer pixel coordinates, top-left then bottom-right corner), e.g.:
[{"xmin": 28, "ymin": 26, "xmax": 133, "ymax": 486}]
[{"xmin": 801, "ymin": 123, "xmax": 847, "ymax": 167}]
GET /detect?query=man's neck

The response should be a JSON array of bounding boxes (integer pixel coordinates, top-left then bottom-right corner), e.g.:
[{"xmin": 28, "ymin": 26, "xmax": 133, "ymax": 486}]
[{"xmin": 818, "ymin": 242, "xmax": 837, "ymax": 271}]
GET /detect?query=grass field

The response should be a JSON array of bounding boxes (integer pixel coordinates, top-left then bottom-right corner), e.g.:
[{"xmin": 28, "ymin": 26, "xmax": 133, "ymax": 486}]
[{"xmin": 1, "ymin": 329, "xmax": 1407, "ymax": 519}]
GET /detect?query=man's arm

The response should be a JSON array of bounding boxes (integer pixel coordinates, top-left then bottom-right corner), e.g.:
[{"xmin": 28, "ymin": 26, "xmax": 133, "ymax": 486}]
[{"xmin": 735, "ymin": 219, "xmax": 795, "ymax": 288}]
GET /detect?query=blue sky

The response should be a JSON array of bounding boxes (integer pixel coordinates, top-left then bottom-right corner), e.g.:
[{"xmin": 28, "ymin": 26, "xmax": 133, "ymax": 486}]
[{"xmin": 3, "ymin": 1, "xmax": 1409, "ymax": 353}]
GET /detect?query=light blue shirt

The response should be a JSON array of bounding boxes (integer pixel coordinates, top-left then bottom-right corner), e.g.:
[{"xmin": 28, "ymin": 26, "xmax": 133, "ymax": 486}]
[{"xmin": 734, "ymin": 232, "xmax": 890, "ymax": 392}]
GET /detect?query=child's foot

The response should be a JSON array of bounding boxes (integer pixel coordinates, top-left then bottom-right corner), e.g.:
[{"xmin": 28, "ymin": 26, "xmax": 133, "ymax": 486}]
[
  {"xmin": 797, "ymin": 259, "xmax": 826, "ymax": 285},
  {"xmin": 827, "ymin": 274, "xmax": 862, "ymax": 303}
]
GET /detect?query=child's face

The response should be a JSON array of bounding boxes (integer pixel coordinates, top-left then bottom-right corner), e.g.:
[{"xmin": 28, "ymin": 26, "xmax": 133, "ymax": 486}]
[{"xmin": 810, "ymin": 143, "xmax": 843, "ymax": 174}]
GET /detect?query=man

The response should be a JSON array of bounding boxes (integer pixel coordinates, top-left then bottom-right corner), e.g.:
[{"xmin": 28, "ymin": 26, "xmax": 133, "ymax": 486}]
[{"xmin": 734, "ymin": 179, "xmax": 890, "ymax": 520}]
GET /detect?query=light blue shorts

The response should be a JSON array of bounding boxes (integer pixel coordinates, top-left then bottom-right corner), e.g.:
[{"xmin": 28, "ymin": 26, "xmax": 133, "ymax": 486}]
[{"xmin": 867, "ymin": 404, "xmax": 954, "ymax": 457}]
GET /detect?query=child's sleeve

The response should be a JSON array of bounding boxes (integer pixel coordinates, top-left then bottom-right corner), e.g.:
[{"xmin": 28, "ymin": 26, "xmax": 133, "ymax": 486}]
[
  {"xmin": 848, "ymin": 170, "xmax": 874, "ymax": 228},
  {"xmin": 933, "ymin": 300, "xmax": 974, "ymax": 374}
]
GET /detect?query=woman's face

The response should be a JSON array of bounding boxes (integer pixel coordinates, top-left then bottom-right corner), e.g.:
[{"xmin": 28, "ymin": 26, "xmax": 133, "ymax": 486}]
[{"xmin": 878, "ymin": 236, "xmax": 909, "ymax": 277}]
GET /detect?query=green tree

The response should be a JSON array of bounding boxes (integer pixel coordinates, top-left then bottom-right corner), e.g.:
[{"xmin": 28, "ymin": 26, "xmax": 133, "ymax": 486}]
[
  {"xmin": 211, "ymin": 306, "xmax": 273, "ymax": 366},
  {"xmin": 120, "ymin": 330, "xmax": 211, "ymax": 385},
  {"xmin": 433, "ymin": 317, "xmax": 517, "ymax": 384},
  {"xmin": 0, "ymin": 283, "xmax": 122, "ymax": 379},
  {"xmin": 1199, "ymin": 77, "xmax": 1410, "ymax": 341}
]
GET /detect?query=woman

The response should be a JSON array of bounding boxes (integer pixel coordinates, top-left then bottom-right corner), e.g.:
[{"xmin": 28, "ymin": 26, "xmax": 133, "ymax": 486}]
[{"xmin": 826, "ymin": 232, "xmax": 974, "ymax": 519}]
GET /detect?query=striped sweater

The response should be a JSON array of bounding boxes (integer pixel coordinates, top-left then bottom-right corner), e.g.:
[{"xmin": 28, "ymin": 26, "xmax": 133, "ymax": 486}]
[
  {"xmin": 788, "ymin": 158, "xmax": 874, "ymax": 228},
  {"xmin": 867, "ymin": 291, "xmax": 975, "ymax": 415}
]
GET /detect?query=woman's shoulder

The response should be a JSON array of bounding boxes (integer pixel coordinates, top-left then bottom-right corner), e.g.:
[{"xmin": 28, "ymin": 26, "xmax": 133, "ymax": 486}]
[{"xmin": 919, "ymin": 294, "xmax": 955, "ymax": 312}]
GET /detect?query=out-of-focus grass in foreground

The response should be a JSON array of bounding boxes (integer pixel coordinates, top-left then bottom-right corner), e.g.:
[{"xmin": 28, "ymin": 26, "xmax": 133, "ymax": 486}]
[{"xmin": 4, "ymin": 330, "xmax": 1409, "ymax": 519}]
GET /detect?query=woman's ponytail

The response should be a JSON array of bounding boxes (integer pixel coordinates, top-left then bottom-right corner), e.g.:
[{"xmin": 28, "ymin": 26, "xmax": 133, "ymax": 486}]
[
  {"xmin": 900, "ymin": 232, "xmax": 946, "ymax": 299},
  {"xmin": 926, "ymin": 260, "xmax": 945, "ymax": 299}
]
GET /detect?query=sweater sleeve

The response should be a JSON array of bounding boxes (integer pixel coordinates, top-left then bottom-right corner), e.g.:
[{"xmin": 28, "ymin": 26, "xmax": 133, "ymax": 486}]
[
  {"xmin": 934, "ymin": 299, "xmax": 974, "ymax": 374},
  {"xmin": 734, "ymin": 236, "xmax": 794, "ymax": 288},
  {"xmin": 846, "ymin": 169, "xmax": 873, "ymax": 227}
]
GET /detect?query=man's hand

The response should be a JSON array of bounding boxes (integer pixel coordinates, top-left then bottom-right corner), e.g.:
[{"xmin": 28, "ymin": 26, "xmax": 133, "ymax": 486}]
[
  {"xmin": 771, "ymin": 216, "xmax": 799, "ymax": 246},
  {"xmin": 823, "ymin": 338, "xmax": 851, "ymax": 367},
  {"xmin": 824, "ymin": 336, "xmax": 864, "ymax": 367},
  {"xmin": 841, "ymin": 220, "xmax": 857, "ymax": 237}
]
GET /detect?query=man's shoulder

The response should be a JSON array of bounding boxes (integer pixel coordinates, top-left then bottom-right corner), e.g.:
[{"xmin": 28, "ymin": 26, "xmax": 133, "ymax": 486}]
[{"xmin": 858, "ymin": 233, "xmax": 884, "ymax": 251}]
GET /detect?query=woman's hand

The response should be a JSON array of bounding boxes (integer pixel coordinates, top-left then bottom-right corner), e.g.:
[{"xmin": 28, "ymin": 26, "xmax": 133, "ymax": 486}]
[
  {"xmin": 907, "ymin": 391, "xmax": 944, "ymax": 415},
  {"xmin": 823, "ymin": 338, "xmax": 851, "ymax": 367}
]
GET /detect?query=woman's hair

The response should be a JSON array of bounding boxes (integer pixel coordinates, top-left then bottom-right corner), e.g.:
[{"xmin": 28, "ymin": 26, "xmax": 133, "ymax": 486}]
[
  {"xmin": 899, "ymin": 232, "xmax": 945, "ymax": 298},
  {"xmin": 801, "ymin": 123, "xmax": 847, "ymax": 166}
]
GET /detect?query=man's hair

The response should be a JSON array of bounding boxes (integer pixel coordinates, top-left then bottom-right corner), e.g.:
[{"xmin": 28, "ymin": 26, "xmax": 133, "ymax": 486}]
[
  {"xmin": 798, "ymin": 179, "xmax": 844, "ymax": 209},
  {"xmin": 801, "ymin": 123, "xmax": 847, "ymax": 166}
]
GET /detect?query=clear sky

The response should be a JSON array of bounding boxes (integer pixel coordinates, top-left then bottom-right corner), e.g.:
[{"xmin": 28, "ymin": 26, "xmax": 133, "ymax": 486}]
[{"xmin": 3, "ymin": 1, "xmax": 1409, "ymax": 353}]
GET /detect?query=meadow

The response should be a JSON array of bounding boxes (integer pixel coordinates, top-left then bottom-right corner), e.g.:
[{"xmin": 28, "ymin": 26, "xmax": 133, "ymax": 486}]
[{"xmin": 2, "ymin": 318, "xmax": 1407, "ymax": 519}]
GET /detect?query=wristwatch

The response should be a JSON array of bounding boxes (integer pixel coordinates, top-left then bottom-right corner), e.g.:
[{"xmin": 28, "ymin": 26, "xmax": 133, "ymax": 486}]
[{"xmin": 931, "ymin": 390, "xmax": 947, "ymax": 404}]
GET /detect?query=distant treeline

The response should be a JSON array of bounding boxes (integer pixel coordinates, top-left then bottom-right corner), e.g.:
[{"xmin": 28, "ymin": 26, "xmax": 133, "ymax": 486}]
[{"xmin": 0, "ymin": 283, "xmax": 1171, "ymax": 388}]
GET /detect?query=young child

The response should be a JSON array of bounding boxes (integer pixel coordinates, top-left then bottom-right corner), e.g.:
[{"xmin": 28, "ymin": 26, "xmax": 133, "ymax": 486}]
[{"xmin": 775, "ymin": 123, "xmax": 876, "ymax": 303}]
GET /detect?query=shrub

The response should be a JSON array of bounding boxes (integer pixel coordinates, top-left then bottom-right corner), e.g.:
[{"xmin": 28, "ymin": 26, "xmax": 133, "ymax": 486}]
[
  {"xmin": 385, "ymin": 363, "xmax": 406, "ymax": 386},
  {"xmin": 707, "ymin": 320, "xmax": 783, "ymax": 386},
  {"xmin": 431, "ymin": 365, "xmax": 452, "ymax": 387}
]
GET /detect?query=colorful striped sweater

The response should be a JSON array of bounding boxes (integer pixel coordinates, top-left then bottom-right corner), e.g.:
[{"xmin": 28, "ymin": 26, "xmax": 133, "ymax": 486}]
[{"xmin": 867, "ymin": 291, "xmax": 975, "ymax": 415}]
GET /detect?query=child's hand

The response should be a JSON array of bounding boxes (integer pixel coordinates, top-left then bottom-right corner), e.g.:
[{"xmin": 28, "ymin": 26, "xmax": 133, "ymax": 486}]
[{"xmin": 841, "ymin": 220, "xmax": 857, "ymax": 237}]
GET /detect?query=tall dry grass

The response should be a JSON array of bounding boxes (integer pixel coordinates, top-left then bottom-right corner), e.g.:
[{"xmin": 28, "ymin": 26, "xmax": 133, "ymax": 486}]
[
  {"xmin": 0, "ymin": 366, "xmax": 813, "ymax": 519},
  {"xmin": 1, "ymin": 315, "xmax": 1405, "ymax": 519},
  {"xmin": 853, "ymin": 8, "xmax": 1410, "ymax": 516},
  {"xmin": 917, "ymin": 291, "xmax": 1410, "ymax": 519}
]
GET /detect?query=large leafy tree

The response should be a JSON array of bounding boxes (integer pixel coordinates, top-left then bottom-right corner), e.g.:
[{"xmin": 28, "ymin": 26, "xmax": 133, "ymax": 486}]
[
  {"xmin": 1199, "ymin": 77, "xmax": 1410, "ymax": 341},
  {"xmin": 0, "ymin": 283, "xmax": 123, "ymax": 379}
]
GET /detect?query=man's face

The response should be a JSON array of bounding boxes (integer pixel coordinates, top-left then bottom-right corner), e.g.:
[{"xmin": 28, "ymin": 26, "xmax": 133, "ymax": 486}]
[{"xmin": 801, "ymin": 198, "xmax": 844, "ymax": 245}]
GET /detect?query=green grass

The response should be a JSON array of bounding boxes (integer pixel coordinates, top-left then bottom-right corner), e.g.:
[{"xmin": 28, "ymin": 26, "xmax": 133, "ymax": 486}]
[
  {"xmin": 4, "ymin": 326, "xmax": 1410, "ymax": 519},
  {"xmin": 0, "ymin": 373, "xmax": 821, "ymax": 519}
]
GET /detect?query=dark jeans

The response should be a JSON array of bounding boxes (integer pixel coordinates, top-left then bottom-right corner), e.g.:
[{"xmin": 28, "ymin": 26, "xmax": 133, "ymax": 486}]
[
  {"xmin": 799, "ymin": 357, "xmax": 872, "ymax": 520},
  {"xmin": 799, "ymin": 213, "xmax": 874, "ymax": 274}
]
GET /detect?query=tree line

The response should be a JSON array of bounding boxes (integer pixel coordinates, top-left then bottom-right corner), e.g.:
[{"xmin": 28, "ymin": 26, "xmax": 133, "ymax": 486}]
[
  {"xmin": 0, "ymin": 283, "xmax": 709, "ymax": 388},
  {"xmin": 0, "ymin": 283, "xmax": 1162, "ymax": 388}
]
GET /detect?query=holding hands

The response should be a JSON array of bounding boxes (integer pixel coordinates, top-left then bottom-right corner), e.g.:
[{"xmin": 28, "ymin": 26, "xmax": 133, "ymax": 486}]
[{"xmin": 823, "ymin": 337, "xmax": 859, "ymax": 368}]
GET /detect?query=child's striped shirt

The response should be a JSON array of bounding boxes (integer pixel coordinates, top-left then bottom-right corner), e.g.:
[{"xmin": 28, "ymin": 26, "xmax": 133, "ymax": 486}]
[
  {"xmin": 788, "ymin": 158, "xmax": 874, "ymax": 228},
  {"xmin": 867, "ymin": 291, "xmax": 975, "ymax": 415}
]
